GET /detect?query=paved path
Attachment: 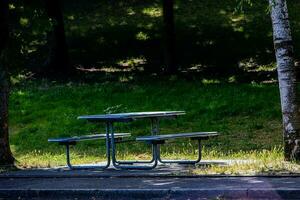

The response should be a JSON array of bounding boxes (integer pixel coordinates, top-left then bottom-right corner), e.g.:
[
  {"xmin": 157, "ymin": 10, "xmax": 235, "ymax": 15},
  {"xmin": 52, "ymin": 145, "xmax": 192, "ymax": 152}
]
[
  {"xmin": 0, "ymin": 160, "xmax": 231, "ymax": 178},
  {"xmin": 1, "ymin": 165, "xmax": 300, "ymax": 199},
  {"xmin": 1, "ymin": 176, "xmax": 300, "ymax": 199}
]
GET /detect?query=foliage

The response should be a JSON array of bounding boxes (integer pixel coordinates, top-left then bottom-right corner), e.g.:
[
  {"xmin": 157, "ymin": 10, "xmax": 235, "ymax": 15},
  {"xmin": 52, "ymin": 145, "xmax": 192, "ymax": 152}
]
[{"xmin": 7, "ymin": 0, "xmax": 300, "ymax": 78}]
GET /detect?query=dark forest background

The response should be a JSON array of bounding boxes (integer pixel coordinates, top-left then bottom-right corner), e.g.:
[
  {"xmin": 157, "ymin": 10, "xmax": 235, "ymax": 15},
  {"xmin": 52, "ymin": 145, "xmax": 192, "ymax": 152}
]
[{"xmin": 6, "ymin": 0, "xmax": 300, "ymax": 83}]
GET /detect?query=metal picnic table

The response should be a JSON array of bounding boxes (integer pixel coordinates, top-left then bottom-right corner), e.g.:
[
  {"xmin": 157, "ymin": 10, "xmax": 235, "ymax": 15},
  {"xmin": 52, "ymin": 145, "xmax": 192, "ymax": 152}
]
[
  {"xmin": 49, "ymin": 111, "xmax": 218, "ymax": 170},
  {"xmin": 78, "ymin": 111, "xmax": 186, "ymax": 170}
]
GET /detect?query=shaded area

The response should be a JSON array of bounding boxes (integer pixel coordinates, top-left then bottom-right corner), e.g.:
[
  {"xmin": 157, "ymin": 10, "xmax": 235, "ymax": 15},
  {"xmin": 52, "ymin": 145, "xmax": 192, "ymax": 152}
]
[{"xmin": 9, "ymin": 0, "xmax": 300, "ymax": 81}]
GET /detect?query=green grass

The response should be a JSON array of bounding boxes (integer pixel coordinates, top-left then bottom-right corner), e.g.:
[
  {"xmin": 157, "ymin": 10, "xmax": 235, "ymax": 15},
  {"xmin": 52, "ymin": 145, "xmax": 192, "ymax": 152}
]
[
  {"xmin": 193, "ymin": 148, "xmax": 300, "ymax": 175},
  {"xmin": 9, "ymin": 79, "xmax": 292, "ymax": 174}
]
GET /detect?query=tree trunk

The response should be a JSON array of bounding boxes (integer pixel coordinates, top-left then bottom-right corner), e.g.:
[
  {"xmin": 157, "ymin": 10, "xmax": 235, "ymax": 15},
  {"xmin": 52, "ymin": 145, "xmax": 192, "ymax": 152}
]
[
  {"xmin": 163, "ymin": 0, "xmax": 176, "ymax": 74},
  {"xmin": 269, "ymin": 0, "xmax": 300, "ymax": 161},
  {"xmin": 44, "ymin": 0, "xmax": 72, "ymax": 76},
  {"xmin": 0, "ymin": 0, "xmax": 15, "ymax": 166}
]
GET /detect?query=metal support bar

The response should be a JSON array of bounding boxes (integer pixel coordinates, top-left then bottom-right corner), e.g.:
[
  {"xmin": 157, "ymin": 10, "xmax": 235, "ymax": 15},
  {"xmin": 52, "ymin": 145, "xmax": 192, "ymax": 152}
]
[
  {"xmin": 66, "ymin": 143, "xmax": 72, "ymax": 169},
  {"xmin": 110, "ymin": 122, "xmax": 159, "ymax": 170},
  {"xmin": 114, "ymin": 117, "xmax": 159, "ymax": 165},
  {"xmin": 157, "ymin": 139, "xmax": 202, "ymax": 164},
  {"xmin": 113, "ymin": 144, "xmax": 159, "ymax": 170},
  {"xmin": 63, "ymin": 125, "xmax": 111, "ymax": 170},
  {"xmin": 114, "ymin": 144, "xmax": 156, "ymax": 165}
]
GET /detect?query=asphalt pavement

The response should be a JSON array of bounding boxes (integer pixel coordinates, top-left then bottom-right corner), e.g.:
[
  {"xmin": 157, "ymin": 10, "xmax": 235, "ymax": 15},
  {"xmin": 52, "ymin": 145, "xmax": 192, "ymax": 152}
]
[{"xmin": 1, "ymin": 162, "xmax": 300, "ymax": 199}]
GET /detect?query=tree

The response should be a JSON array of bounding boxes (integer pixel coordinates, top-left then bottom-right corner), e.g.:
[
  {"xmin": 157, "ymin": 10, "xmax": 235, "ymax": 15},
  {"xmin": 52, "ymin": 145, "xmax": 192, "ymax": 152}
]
[
  {"xmin": 0, "ymin": 0, "xmax": 15, "ymax": 166},
  {"xmin": 44, "ymin": 0, "xmax": 72, "ymax": 76},
  {"xmin": 163, "ymin": 0, "xmax": 176, "ymax": 74},
  {"xmin": 269, "ymin": 0, "xmax": 300, "ymax": 161}
]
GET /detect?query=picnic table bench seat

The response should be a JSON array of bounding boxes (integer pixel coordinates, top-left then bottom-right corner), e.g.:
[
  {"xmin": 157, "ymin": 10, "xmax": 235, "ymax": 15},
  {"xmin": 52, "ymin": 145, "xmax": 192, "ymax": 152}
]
[
  {"xmin": 136, "ymin": 132, "xmax": 218, "ymax": 144},
  {"xmin": 136, "ymin": 132, "xmax": 218, "ymax": 164},
  {"xmin": 48, "ymin": 133, "xmax": 131, "ymax": 145}
]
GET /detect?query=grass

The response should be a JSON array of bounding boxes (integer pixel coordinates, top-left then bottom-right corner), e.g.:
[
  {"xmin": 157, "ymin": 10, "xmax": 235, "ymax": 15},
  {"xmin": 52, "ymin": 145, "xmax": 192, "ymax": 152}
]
[
  {"xmin": 8, "ymin": 78, "xmax": 298, "ymax": 174},
  {"xmin": 193, "ymin": 147, "xmax": 300, "ymax": 175}
]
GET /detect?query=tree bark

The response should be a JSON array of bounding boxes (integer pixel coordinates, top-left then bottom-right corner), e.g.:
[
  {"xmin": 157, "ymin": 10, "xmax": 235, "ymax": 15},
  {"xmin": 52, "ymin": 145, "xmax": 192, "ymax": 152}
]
[
  {"xmin": 163, "ymin": 0, "xmax": 176, "ymax": 74},
  {"xmin": 44, "ymin": 0, "xmax": 72, "ymax": 76},
  {"xmin": 269, "ymin": 0, "xmax": 300, "ymax": 161},
  {"xmin": 0, "ymin": 0, "xmax": 15, "ymax": 166}
]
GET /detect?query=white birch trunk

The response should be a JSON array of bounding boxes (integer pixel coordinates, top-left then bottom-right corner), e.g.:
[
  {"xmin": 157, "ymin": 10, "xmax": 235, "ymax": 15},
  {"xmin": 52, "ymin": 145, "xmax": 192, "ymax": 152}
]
[{"xmin": 269, "ymin": 0, "xmax": 300, "ymax": 160}]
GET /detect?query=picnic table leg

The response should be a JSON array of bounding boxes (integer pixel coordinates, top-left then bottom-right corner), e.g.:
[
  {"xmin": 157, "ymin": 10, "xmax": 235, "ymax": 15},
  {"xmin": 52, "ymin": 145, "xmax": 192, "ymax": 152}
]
[
  {"xmin": 152, "ymin": 118, "xmax": 162, "ymax": 163},
  {"xmin": 63, "ymin": 126, "xmax": 111, "ymax": 170},
  {"xmin": 151, "ymin": 118, "xmax": 159, "ymax": 135},
  {"xmin": 113, "ymin": 144, "xmax": 159, "ymax": 170},
  {"xmin": 110, "ymin": 122, "xmax": 158, "ymax": 170},
  {"xmin": 113, "ymin": 117, "xmax": 159, "ymax": 165},
  {"xmin": 109, "ymin": 122, "xmax": 117, "ymax": 165},
  {"xmin": 66, "ymin": 143, "xmax": 72, "ymax": 169},
  {"xmin": 157, "ymin": 139, "xmax": 202, "ymax": 164},
  {"xmin": 104, "ymin": 123, "xmax": 111, "ymax": 167}
]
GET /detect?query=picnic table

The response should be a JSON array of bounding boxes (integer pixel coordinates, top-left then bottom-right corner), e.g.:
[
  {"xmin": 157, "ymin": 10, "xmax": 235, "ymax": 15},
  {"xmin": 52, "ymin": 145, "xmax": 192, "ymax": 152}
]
[{"xmin": 49, "ymin": 111, "xmax": 218, "ymax": 170}]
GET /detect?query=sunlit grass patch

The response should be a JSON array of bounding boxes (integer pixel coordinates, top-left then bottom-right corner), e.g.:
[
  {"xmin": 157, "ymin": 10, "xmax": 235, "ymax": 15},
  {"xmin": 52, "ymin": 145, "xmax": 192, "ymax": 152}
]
[
  {"xmin": 192, "ymin": 148, "xmax": 300, "ymax": 175},
  {"xmin": 14, "ymin": 150, "xmax": 104, "ymax": 169},
  {"xmin": 14, "ymin": 146, "xmax": 300, "ymax": 176}
]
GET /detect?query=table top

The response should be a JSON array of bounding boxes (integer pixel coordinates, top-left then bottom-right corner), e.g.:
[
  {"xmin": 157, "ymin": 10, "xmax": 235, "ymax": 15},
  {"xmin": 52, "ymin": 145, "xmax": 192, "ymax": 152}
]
[{"xmin": 78, "ymin": 111, "xmax": 185, "ymax": 122}]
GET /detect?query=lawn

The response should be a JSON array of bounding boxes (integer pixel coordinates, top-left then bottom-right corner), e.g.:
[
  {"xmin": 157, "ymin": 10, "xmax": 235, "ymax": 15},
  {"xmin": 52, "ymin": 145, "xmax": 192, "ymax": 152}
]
[{"xmin": 9, "ymin": 78, "xmax": 295, "ymax": 174}]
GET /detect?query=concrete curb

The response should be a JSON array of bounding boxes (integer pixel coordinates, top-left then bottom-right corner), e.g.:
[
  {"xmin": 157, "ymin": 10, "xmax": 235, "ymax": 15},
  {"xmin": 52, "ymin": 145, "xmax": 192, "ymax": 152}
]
[
  {"xmin": 1, "ymin": 188, "xmax": 300, "ymax": 200},
  {"xmin": 2, "ymin": 173, "xmax": 300, "ymax": 179}
]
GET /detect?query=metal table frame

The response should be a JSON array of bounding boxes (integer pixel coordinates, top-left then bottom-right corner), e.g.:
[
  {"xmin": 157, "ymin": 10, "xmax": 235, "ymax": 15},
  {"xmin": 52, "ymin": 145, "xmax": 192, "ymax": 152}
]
[
  {"xmin": 157, "ymin": 139, "xmax": 202, "ymax": 164},
  {"xmin": 136, "ymin": 133, "xmax": 219, "ymax": 165},
  {"xmin": 114, "ymin": 118, "xmax": 159, "ymax": 166},
  {"xmin": 109, "ymin": 121, "xmax": 158, "ymax": 170},
  {"xmin": 65, "ymin": 128, "xmax": 111, "ymax": 170},
  {"xmin": 78, "ymin": 111, "xmax": 185, "ymax": 170}
]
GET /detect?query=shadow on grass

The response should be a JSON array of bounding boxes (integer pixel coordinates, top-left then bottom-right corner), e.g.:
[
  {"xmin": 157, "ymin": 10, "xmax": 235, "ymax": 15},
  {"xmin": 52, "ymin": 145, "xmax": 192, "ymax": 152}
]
[{"xmin": 10, "ymin": 0, "xmax": 289, "ymax": 83}]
